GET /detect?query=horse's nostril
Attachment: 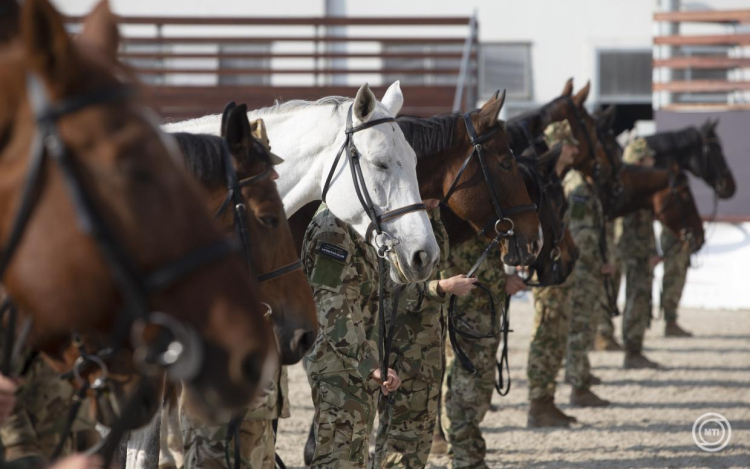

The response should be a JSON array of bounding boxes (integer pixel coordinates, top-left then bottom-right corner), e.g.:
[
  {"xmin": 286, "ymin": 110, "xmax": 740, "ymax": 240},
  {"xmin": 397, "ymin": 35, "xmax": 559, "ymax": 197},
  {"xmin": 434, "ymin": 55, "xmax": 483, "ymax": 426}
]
[
  {"xmin": 412, "ymin": 250, "xmax": 429, "ymax": 269},
  {"xmin": 293, "ymin": 329, "xmax": 316, "ymax": 354},
  {"xmin": 241, "ymin": 352, "xmax": 264, "ymax": 385}
]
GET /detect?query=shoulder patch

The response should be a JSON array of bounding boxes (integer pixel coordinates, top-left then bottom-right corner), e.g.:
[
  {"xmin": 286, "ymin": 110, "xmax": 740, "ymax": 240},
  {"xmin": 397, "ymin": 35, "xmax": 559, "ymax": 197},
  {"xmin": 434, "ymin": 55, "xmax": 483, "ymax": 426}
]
[{"xmin": 318, "ymin": 242, "xmax": 349, "ymax": 263}]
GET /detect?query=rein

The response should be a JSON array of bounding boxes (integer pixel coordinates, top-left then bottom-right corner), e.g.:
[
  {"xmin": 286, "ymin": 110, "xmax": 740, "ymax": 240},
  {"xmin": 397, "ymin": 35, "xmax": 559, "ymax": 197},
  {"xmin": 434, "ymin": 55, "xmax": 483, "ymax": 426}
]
[{"xmin": 0, "ymin": 73, "xmax": 241, "ymax": 465}]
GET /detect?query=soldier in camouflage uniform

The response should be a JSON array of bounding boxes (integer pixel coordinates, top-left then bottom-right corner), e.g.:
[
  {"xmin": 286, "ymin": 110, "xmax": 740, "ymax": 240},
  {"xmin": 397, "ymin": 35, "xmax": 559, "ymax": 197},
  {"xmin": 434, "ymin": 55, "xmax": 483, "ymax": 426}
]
[
  {"xmin": 302, "ymin": 205, "xmax": 400, "ymax": 469},
  {"xmin": 372, "ymin": 205, "xmax": 477, "ymax": 469},
  {"xmin": 593, "ymin": 221, "xmax": 624, "ymax": 351},
  {"xmin": 527, "ymin": 121, "xmax": 584, "ymax": 427},
  {"xmin": 440, "ymin": 233, "xmax": 526, "ymax": 469},
  {"xmin": 660, "ymin": 228, "xmax": 693, "ymax": 337},
  {"xmin": 0, "ymin": 322, "xmax": 98, "ymax": 468},
  {"xmin": 562, "ymin": 135, "xmax": 614, "ymax": 407},
  {"xmin": 618, "ymin": 138, "xmax": 661, "ymax": 369}
]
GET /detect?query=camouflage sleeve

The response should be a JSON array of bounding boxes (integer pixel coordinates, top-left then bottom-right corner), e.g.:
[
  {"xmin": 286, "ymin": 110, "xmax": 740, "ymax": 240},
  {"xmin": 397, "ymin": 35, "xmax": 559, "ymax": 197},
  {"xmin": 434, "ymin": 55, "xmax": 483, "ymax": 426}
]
[
  {"xmin": 302, "ymin": 215, "xmax": 380, "ymax": 379},
  {"xmin": 617, "ymin": 209, "xmax": 656, "ymax": 261},
  {"xmin": 424, "ymin": 280, "xmax": 446, "ymax": 304},
  {"xmin": 567, "ymin": 185, "xmax": 603, "ymax": 273}
]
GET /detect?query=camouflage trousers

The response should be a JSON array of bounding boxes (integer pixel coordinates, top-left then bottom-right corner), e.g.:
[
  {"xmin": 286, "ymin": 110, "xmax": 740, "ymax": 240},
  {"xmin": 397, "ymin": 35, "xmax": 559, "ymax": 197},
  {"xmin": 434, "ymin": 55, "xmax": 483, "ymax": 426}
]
[
  {"xmin": 598, "ymin": 222, "xmax": 620, "ymax": 338},
  {"xmin": 527, "ymin": 281, "xmax": 572, "ymax": 401},
  {"xmin": 660, "ymin": 229, "xmax": 690, "ymax": 322},
  {"xmin": 372, "ymin": 377, "xmax": 440, "ymax": 469},
  {"xmin": 440, "ymin": 294, "xmax": 504, "ymax": 469},
  {"xmin": 180, "ymin": 410, "xmax": 275, "ymax": 469},
  {"xmin": 0, "ymin": 355, "xmax": 98, "ymax": 466},
  {"xmin": 307, "ymin": 371, "xmax": 378, "ymax": 469},
  {"xmin": 565, "ymin": 268, "xmax": 607, "ymax": 390},
  {"xmin": 622, "ymin": 258, "xmax": 653, "ymax": 353}
]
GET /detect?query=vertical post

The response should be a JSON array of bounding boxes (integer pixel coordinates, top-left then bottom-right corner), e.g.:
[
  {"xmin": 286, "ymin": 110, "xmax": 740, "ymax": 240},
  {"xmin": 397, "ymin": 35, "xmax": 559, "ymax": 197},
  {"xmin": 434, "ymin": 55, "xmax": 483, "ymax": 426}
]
[
  {"xmin": 325, "ymin": 0, "xmax": 347, "ymax": 86},
  {"xmin": 453, "ymin": 12, "xmax": 477, "ymax": 113},
  {"xmin": 654, "ymin": 0, "xmax": 680, "ymax": 110}
]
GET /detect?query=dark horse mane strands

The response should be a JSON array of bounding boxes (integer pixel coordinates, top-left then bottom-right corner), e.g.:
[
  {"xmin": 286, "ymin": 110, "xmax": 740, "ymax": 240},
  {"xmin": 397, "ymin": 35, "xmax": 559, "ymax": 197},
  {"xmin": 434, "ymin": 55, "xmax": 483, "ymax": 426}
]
[
  {"xmin": 644, "ymin": 127, "xmax": 702, "ymax": 158},
  {"xmin": 505, "ymin": 99, "xmax": 557, "ymax": 154},
  {"xmin": 173, "ymin": 132, "xmax": 271, "ymax": 190},
  {"xmin": 396, "ymin": 114, "xmax": 458, "ymax": 159}
]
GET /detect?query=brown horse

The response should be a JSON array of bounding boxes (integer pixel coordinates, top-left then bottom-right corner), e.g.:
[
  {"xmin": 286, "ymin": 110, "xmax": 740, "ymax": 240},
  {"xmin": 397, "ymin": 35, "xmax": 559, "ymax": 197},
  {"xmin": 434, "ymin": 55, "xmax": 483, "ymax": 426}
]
[
  {"xmin": 0, "ymin": 0, "xmax": 275, "ymax": 427},
  {"xmin": 595, "ymin": 110, "xmax": 705, "ymax": 252},
  {"xmin": 173, "ymin": 103, "xmax": 317, "ymax": 364},
  {"xmin": 289, "ymin": 92, "xmax": 542, "ymax": 265},
  {"xmin": 507, "ymin": 79, "xmax": 619, "ymax": 213}
]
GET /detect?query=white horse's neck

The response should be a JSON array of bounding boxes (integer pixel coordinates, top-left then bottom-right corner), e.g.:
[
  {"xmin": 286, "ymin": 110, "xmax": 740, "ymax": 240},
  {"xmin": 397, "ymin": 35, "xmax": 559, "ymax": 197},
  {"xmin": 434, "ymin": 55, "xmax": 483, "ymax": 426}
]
[{"xmin": 164, "ymin": 105, "xmax": 346, "ymax": 217}]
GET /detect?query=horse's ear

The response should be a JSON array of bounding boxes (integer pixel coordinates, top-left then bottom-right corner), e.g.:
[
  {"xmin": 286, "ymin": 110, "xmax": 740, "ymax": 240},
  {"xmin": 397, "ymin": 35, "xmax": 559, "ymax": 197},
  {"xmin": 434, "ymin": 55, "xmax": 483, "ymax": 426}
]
[
  {"xmin": 80, "ymin": 1, "xmax": 119, "ymax": 60},
  {"xmin": 381, "ymin": 80, "xmax": 404, "ymax": 116},
  {"xmin": 573, "ymin": 81, "xmax": 591, "ymax": 106},
  {"xmin": 21, "ymin": 0, "xmax": 76, "ymax": 85},
  {"xmin": 561, "ymin": 78, "xmax": 574, "ymax": 97},
  {"xmin": 712, "ymin": 117, "xmax": 720, "ymax": 130},
  {"xmin": 353, "ymin": 83, "xmax": 377, "ymax": 123},
  {"xmin": 220, "ymin": 101, "xmax": 238, "ymax": 138},
  {"xmin": 225, "ymin": 103, "xmax": 252, "ymax": 154},
  {"xmin": 0, "ymin": 0, "xmax": 22, "ymax": 42},
  {"xmin": 601, "ymin": 105, "xmax": 617, "ymax": 130},
  {"xmin": 477, "ymin": 90, "xmax": 506, "ymax": 129}
]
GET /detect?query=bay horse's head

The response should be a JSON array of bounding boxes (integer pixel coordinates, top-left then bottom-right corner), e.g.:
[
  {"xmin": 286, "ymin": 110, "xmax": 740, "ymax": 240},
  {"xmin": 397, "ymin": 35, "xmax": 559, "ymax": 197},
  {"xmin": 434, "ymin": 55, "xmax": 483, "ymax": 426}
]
[
  {"xmin": 698, "ymin": 119, "xmax": 736, "ymax": 199},
  {"xmin": 652, "ymin": 167, "xmax": 705, "ymax": 254},
  {"xmin": 462, "ymin": 92, "xmax": 542, "ymax": 265},
  {"xmin": 552, "ymin": 80, "xmax": 619, "ymax": 204},
  {"xmin": 519, "ymin": 148, "xmax": 579, "ymax": 285},
  {"xmin": 174, "ymin": 104, "xmax": 317, "ymax": 365},
  {"xmin": 0, "ymin": 0, "xmax": 276, "ymax": 425}
]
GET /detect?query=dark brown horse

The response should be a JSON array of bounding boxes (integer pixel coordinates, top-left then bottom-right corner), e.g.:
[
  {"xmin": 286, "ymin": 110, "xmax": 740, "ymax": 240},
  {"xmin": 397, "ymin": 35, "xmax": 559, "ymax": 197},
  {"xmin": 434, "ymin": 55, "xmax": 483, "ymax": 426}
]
[
  {"xmin": 290, "ymin": 92, "xmax": 542, "ymax": 266},
  {"xmin": 0, "ymin": 0, "xmax": 275, "ymax": 427},
  {"xmin": 173, "ymin": 104, "xmax": 317, "ymax": 365},
  {"xmin": 643, "ymin": 117, "xmax": 736, "ymax": 199},
  {"xmin": 595, "ymin": 110, "xmax": 705, "ymax": 252}
]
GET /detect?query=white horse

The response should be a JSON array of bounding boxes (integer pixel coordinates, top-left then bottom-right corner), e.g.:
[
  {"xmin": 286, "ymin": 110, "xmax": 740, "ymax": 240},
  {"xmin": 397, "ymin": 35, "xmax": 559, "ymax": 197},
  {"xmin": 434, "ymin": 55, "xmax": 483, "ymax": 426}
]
[{"xmin": 165, "ymin": 82, "xmax": 438, "ymax": 283}]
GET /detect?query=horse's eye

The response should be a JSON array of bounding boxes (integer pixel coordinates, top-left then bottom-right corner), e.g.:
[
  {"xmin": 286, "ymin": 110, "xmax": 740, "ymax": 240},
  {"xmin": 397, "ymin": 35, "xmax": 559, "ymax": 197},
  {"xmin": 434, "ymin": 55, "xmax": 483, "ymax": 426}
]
[
  {"xmin": 499, "ymin": 160, "xmax": 512, "ymax": 171},
  {"xmin": 372, "ymin": 160, "xmax": 389, "ymax": 171}
]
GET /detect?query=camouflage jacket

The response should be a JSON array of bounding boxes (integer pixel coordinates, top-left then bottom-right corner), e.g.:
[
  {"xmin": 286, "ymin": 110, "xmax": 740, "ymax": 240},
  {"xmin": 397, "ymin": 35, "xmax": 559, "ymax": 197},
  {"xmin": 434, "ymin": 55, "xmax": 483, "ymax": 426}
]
[
  {"xmin": 385, "ymin": 208, "xmax": 449, "ymax": 383},
  {"xmin": 615, "ymin": 209, "xmax": 656, "ymax": 262},
  {"xmin": 563, "ymin": 170, "xmax": 605, "ymax": 276},
  {"xmin": 245, "ymin": 366, "xmax": 290, "ymax": 421},
  {"xmin": 301, "ymin": 206, "xmax": 380, "ymax": 380}
]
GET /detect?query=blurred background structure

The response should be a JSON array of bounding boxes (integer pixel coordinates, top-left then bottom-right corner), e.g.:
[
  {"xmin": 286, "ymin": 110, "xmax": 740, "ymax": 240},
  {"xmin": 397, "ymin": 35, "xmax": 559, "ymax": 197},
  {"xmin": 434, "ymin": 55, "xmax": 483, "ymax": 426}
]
[{"xmin": 55, "ymin": 0, "xmax": 750, "ymax": 308}]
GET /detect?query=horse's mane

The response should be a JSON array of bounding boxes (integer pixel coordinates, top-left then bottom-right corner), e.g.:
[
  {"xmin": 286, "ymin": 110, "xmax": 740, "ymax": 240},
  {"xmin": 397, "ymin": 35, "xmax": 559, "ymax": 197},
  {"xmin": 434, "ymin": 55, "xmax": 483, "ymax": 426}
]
[
  {"xmin": 505, "ymin": 99, "xmax": 557, "ymax": 151},
  {"xmin": 396, "ymin": 113, "xmax": 458, "ymax": 159},
  {"xmin": 251, "ymin": 96, "xmax": 352, "ymax": 116},
  {"xmin": 173, "ymin": 132, "xmax": 271, "ymax": 190},
  {"xmin": 644, "ymin": 127, "xmax": 702, "ymax": 156}
]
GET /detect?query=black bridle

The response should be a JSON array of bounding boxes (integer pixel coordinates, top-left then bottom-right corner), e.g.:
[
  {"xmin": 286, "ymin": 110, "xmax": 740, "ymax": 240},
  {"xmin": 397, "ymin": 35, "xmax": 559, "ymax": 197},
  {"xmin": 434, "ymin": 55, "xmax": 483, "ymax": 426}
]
[
  {"xmin": 1, "ymin": 73, "xmax": 244, "ymax": 465},
  {"xmin": 444, "ymin": 113, "xmax": 539, "ymax": 396},
  {"xmin": 322, "ymin": 105, "xmax": 427, "ymax": 399},
  {"xmin": 214, "ymin": 139, "xmax": 303, "ymax": 286}
]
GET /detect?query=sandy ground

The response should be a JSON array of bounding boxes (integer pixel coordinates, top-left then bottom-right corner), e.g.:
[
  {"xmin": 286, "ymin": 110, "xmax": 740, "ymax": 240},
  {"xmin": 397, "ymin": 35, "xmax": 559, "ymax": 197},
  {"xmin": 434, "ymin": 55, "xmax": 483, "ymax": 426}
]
[{"xmin": 275, "ymin": 299, "xmax": 750, "ymax": 469}]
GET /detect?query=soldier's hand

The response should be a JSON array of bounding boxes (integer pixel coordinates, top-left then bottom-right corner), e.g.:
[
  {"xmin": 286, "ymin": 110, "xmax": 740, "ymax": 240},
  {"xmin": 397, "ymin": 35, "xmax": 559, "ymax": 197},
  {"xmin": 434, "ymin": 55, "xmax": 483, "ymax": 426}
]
[
  {"xmin": 0, "ymin": 374, "xmax": 17, "ymax": 424},
  {"xmin": 600, "ymin": 263, "xmax": 616, "ymax": 276},
  {"xmin": 504, "ymin": 274, "xmax": 528, "ymax": 296},
  {"xmin": 49, "ymin": 455, "xmax": 104, "ymax": 469},
  {"xmin": 371, "ymin": 368, "xmax": 401, "ymax": 395},
  {"xmin": 438, "ymin": 275, "xmax": 478, "ymax": 297}
]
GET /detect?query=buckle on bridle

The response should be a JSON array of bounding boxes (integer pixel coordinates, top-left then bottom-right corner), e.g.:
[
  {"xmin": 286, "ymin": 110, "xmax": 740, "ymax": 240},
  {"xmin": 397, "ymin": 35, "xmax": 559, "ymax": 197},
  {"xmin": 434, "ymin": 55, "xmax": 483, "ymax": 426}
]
[
  {"xmin": 73, "ymin": 354, "xmax": 109, "ymax": 388},
  {"xmin": 495, "ymin": 218, "xmax": 515, "ymax": 237},
  {"xmin": 374, "ymin": 231, "xmax": 399, "ymax": 258},
  {"xmin": 550, "ymin": 246, "xmax": 562, "ymax": 261},
  {"xmin": 261, "ymin": 302, "xmax": 273, "ymax": 318}
]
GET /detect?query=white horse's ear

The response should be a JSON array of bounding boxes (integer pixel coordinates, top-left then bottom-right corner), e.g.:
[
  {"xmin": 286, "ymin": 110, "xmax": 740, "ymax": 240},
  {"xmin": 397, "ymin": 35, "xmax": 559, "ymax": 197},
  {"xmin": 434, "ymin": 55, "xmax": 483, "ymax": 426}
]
[
  {"xmin": 381, "ymin": 81, "xmax": 404, "ymax": 116},
  {"xmin": 353, "ymin": 83, "xmax": 377, "ymax": 123}
]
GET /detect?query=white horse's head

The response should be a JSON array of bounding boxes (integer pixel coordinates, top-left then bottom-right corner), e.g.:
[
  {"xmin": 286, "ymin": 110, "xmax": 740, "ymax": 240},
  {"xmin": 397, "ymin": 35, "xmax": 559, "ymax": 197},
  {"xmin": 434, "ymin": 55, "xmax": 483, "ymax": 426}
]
[{"xmin": 325, "ymin": 82, "xmax": 438, "ymax": 283}]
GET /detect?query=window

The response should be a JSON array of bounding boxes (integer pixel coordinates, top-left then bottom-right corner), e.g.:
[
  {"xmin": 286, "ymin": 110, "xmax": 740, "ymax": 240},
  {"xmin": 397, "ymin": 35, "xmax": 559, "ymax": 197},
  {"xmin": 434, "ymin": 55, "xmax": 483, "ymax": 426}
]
[
  {"xmin": 219, "ymin": 43, "xmax": 271, "ymax": 86},
  {"xmin": 597, "ymin": 49, "xmax": 652, "ymax": 103},
  {"xmin": 382, "ymin": 44, "xmax": 463, "ymax": 86},
  {"xmin": 480, "ymin": 43, "xmax": 532, "ymax": 101},
  {"xmin": 673, "ymin": 46, "xmax": 729, "ymax": 104}
]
